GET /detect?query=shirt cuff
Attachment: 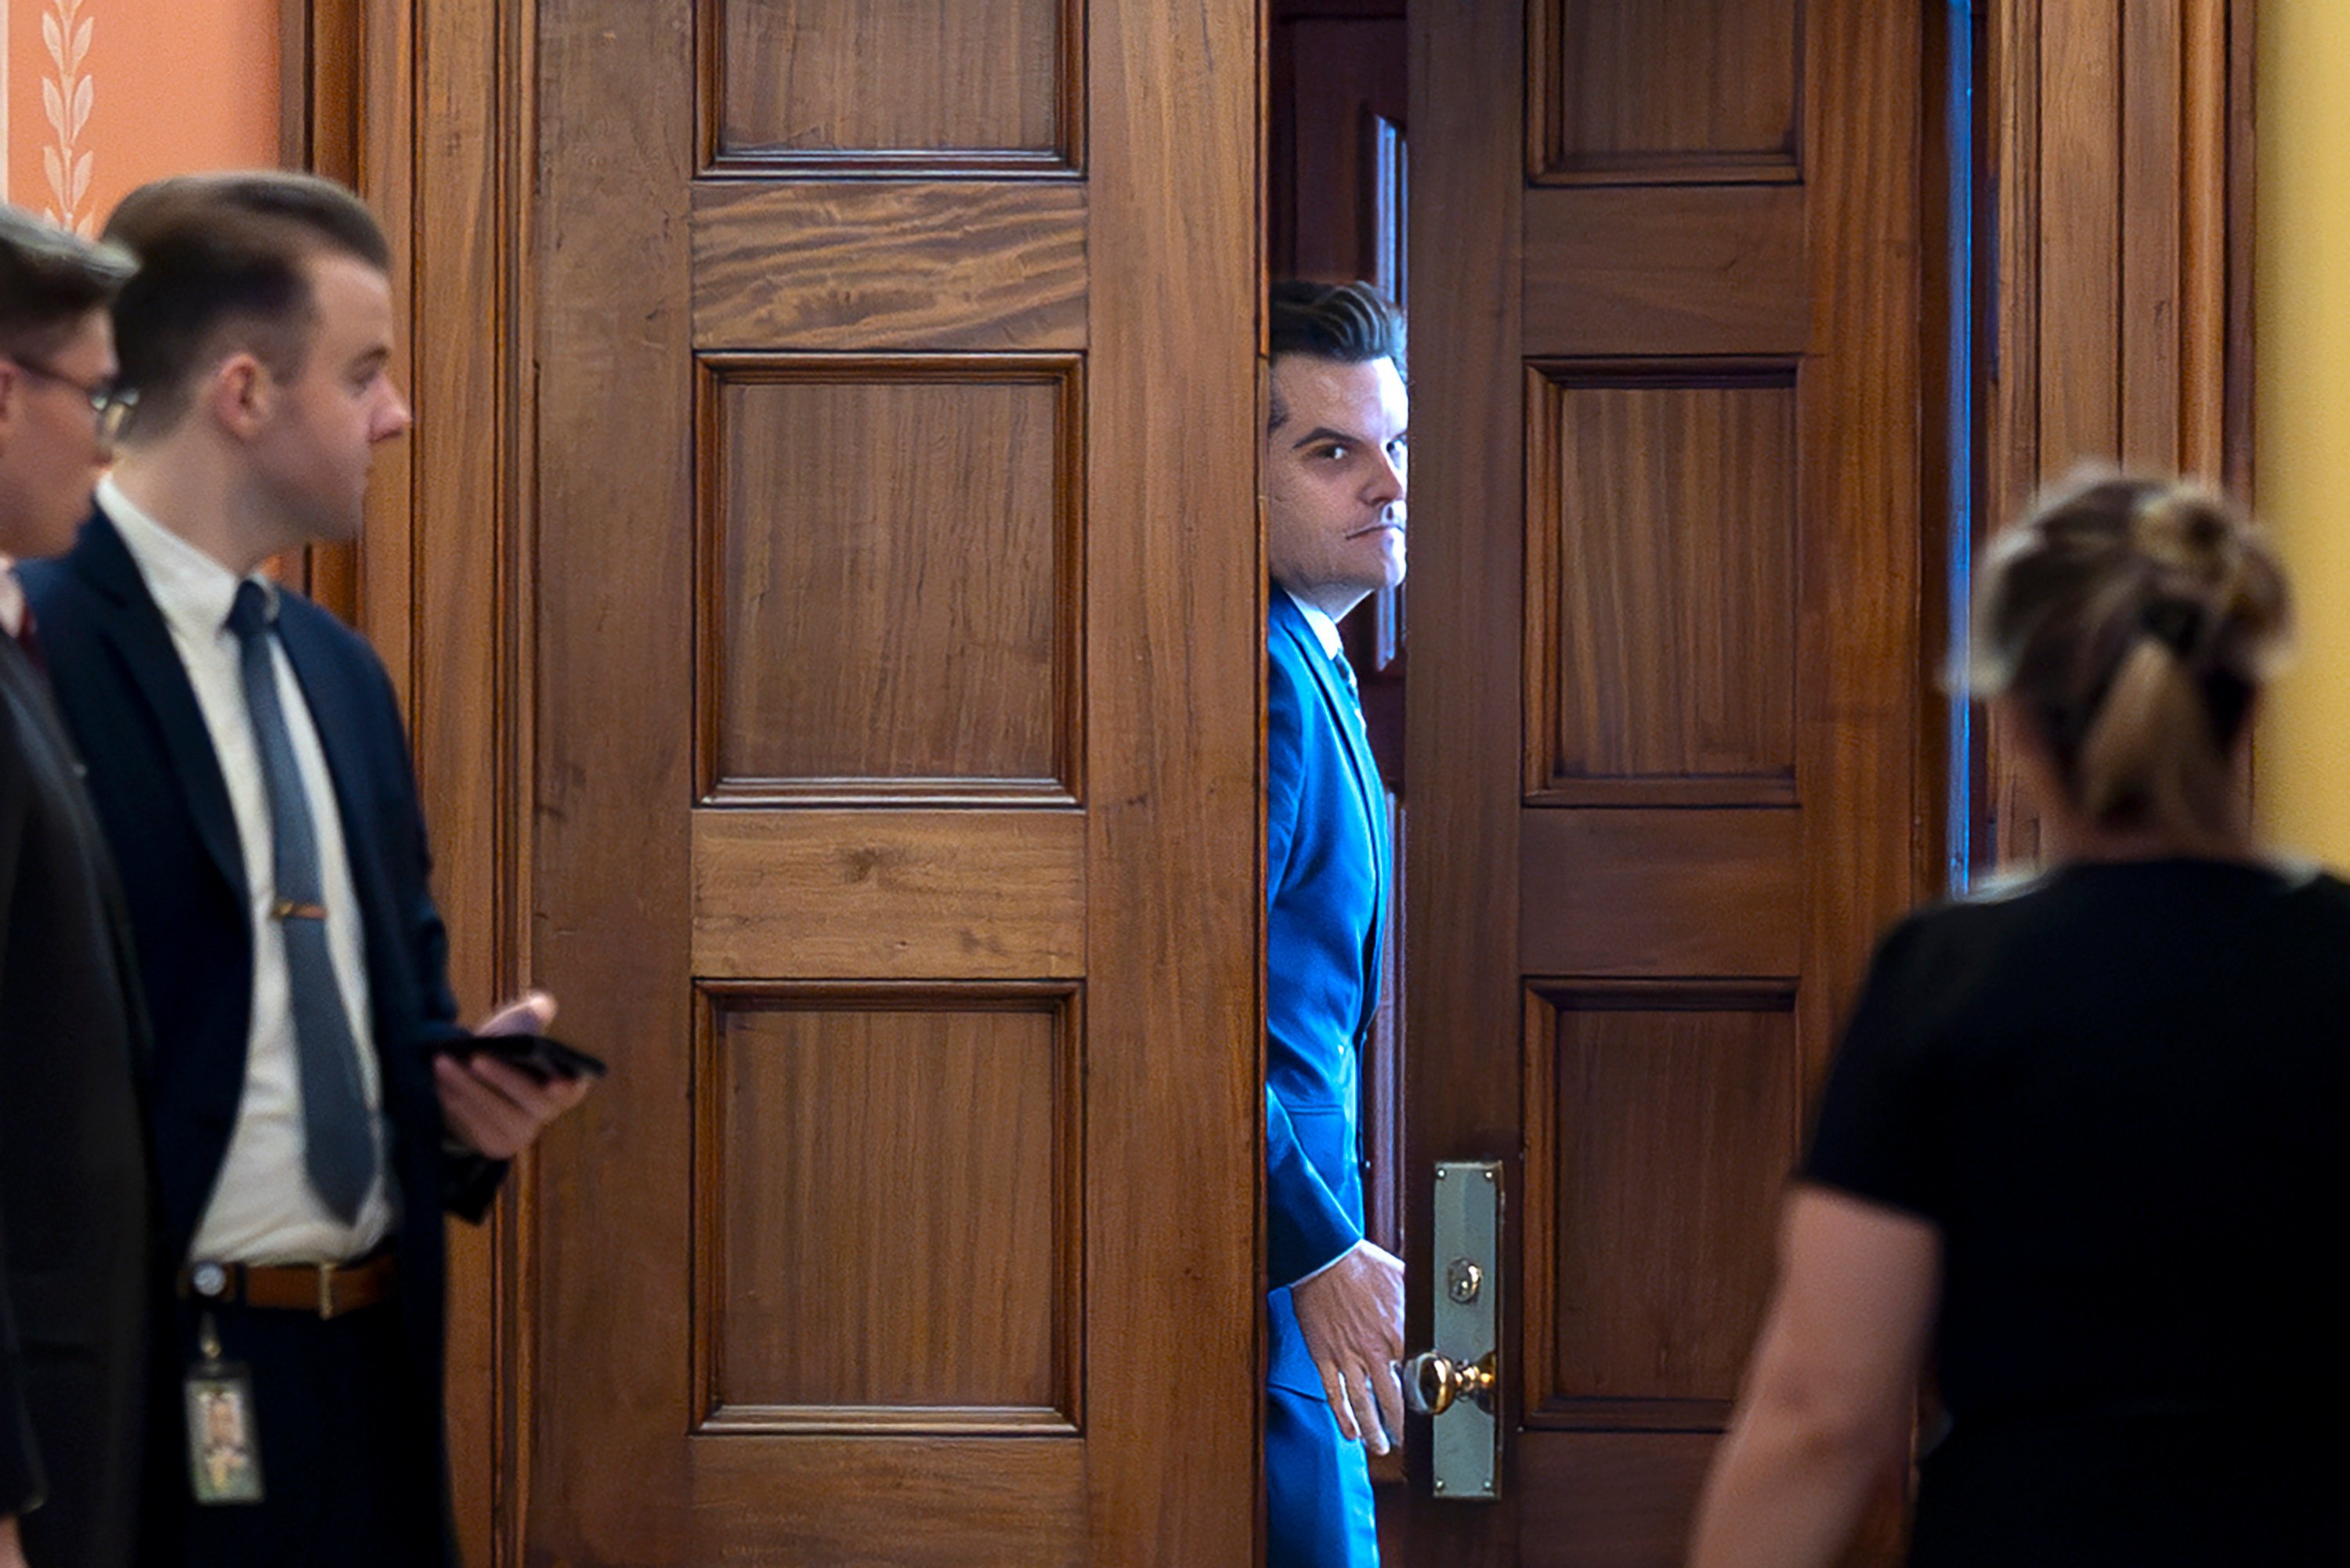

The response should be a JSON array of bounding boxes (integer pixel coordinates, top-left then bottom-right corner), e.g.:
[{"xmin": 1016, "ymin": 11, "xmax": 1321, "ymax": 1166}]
[{"xmin": 1289, "ymin": 1237, "xmax": 1365, "ymax": 1288}]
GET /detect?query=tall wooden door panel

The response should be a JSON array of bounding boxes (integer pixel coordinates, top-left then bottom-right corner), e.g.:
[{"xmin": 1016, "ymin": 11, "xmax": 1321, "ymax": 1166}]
[
  {"xmin": 526, "ymin": 2, "xmax": 1260, "ymax": 1561},
  {"xmin": 1403, "ymin": 2, "xmax": 1925, "ymax": 1563}
]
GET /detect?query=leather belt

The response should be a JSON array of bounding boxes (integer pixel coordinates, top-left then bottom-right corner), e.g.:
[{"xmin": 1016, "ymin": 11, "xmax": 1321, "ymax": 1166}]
[{"xmin": 179, "ymin": 1253, "xmax": 396, "ymax": 1320}]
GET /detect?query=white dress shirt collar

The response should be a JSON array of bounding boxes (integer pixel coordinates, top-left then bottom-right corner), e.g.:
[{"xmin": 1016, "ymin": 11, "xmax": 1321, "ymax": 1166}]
[
  {"xmin": 99, "ymin": 475, "xmax": 278, "ymax": 644},
  {"xmin": 1280, "ymin": 585, "xmax": 1344, "ymax": 661}
]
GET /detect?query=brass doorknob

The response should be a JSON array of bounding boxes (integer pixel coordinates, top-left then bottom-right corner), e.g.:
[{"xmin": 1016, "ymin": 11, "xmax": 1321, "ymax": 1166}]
[{"xmin": 1400, "ymin": 1349, "xmax": 1497, "ymax": 1417}]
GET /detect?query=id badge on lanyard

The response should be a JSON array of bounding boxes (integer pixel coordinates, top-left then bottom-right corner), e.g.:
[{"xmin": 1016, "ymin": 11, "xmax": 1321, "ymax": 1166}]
[{"xmin": 183, "ymin": 1310, "xmax": 264, "ymax": 1505}]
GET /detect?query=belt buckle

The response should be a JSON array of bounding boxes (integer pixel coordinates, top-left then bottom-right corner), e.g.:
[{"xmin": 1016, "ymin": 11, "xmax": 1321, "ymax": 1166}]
[{"xmin": 316, "ymin": 1262, "xmax": 337, "ymax": 1320}]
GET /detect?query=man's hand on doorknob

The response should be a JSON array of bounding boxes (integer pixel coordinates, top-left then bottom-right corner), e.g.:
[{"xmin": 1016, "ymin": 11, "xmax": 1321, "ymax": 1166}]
[{"xmin": 1289, "ymin": 1239, "xmax": 1407, "ymax": 1454}]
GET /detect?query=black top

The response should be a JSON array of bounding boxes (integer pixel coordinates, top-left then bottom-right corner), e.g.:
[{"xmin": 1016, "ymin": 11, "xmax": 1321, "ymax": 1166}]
[{"xmin": 1804, "ymin": 858, "xmax": 2350, "ymax": 1565}]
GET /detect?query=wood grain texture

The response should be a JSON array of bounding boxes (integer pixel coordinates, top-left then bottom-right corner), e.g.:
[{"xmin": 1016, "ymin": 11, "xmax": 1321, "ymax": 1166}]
[
  {"xmin": 1401, "ymin": 2, "xmax": 1528, "ymax": 1561},
  {"xmin": 528, "ymin": 2, "xmax": 700, "ymax": 1560},
  {"xmin": 1401, "ymin": 5, "xmax": 1923, "ymax": 1562},
  {"xmin": 2039, "ymin": 0, "xmax": 2122, "ymax": 469},
  {"xmin": 2121, "ymin": 0, "xmax": 2184, "ymax": 468},
  {"xmin": 283, "ymin": 0, "xmax": 364, "ymax": 629},
  {"xmin": 684, "ymin": 1440, "xmax": 1086, "ymax": 1566},
  {"xmin": 1796, "ymin": 0, "xmax": 1925, "ymax": 1102},
  {"xmin": 1980, "ymin": 0, "xmax": 2251, "ymax": 876},
  {"xmin": 696, "ymin": 986, "xmax": 1079, "ymax": 1429},
  {"xmin": 287, "ymin": 2, "xmax": 532, "ymax": 1560},
  {"xmin": 1517, "ymin": 1432, "xmax": 1720, "ymax": 1568},
  {"xmin": 700, "ymin": 356, "xmax": 1082, "ymax": 802},
  {"xmin": 1527, "ymin": 365, "xmax": 1799, "ymax": 794},
  {"xmin": 1984, "ymin": 0, "xmax": 2041, "ymax": 521},
  {"xmin": 520, "ymin": 0, "xmax": 1262, "ymax": 1555},
  {"xmin": 713, "ymin": 0, "xmax": 1074, "ymax": 167},
  {"xmin": 1518, "ymin": 809, "xmax": 1802, "ymax": 979},
  {"xmin": 691, "ymin": 810, "xmax": 1086, "ymax": 978},
  {"xmin": 2224, "ymin": 0, "xmax": 2254, "ymax": 500},
  {"xmin": 1268, "ymin": 15, "xmax": 1408, "ymax": 282},
  {"xmin": 2181, "ymin": 0, "xmax": 2227, "ymax": 482},
  {"xmin": 1523, "ymin": 985, "xmax": 1797, "ymax": 1415},
  {"xmin": 1082, "ymin": 1, "xmax": 1262, "ymax": 1560},
  {"xmin": 409, "ymin": 0, "xmax": 533, "ymax": 1557},
  {"xmin": 692, "ymin": 181, "xmax": 1087, "ymax": 352},
  {"xmin": 1522, "ymin": 186, "xmax": 1808, "ymax": 356},
  {"xmin": 1528, "ymin": 0, "xmax": 1803, "ymax": 182},
  {"xmin": 1983, "ymin": 0, "xmax": 2045, "ymax": 876}
]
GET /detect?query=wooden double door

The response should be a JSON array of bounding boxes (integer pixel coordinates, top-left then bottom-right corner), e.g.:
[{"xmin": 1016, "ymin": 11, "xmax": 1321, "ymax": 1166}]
[{"xmin": 512, "ymin": 1, "xmax": 1926, "ymax": 1563}]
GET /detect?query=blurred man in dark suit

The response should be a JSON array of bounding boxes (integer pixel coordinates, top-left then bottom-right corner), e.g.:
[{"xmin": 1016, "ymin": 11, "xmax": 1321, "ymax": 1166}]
[{"xmin": 1, "ymin": 201, "xmax": 157, "ymax": 1568}]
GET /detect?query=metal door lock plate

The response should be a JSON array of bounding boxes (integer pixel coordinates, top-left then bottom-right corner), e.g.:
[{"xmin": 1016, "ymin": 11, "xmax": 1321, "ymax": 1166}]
[{"xmin": 1426, "ymin": 1160, "xmax": 1501, "ymax": 1500}]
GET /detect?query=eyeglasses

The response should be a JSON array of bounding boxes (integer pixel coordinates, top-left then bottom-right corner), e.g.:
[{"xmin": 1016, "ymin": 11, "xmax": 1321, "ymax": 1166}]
[{"xmin": 7, "ymin": 355, "xmax": 139, "ymax": 443}]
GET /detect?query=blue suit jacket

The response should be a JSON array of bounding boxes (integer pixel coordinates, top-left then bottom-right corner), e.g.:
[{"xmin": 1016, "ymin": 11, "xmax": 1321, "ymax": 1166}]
[
  {"xmin": 1264, "ymin": 591, "xmax": 1388, "ymax": 1378},
  {"xmin": 19, "ymin": 508, "xmax": 502, "ymax": 1548}
]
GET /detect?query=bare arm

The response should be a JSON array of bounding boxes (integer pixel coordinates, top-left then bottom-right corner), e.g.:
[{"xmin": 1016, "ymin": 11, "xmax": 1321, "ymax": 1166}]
[{"xmin": 1687, "ymin": 1187, "xmax": 1940, "ymax": 1568}]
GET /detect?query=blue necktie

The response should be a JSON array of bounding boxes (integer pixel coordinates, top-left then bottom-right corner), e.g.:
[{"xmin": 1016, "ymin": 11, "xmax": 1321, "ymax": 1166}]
[
  {"xmin": 226, "ymin": 581, "xmax": 378, "ymax": 1223},
  {"xmin": 1329, "ymin": 645, "xmax": 1362, "ymax": 710}
]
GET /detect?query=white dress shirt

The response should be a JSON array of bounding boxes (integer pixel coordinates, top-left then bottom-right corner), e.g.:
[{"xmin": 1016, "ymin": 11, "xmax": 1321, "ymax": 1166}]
[
  {"xmin": 102, "ymin": 477, "xmax": 392, "ymax": 1263},
  {"xmin": 1284, "ymin": 587, "xmax": 1344, "ymax": 662},
  {"xmin": 0, "ymin": 555, "xmax": 25, "ymax": 639}
]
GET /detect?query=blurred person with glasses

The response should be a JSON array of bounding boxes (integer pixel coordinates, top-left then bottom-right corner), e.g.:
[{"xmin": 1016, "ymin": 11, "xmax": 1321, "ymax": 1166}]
[{"xmin": 1, "ymin": 201, "xmax": 161, "ymax": 1568}]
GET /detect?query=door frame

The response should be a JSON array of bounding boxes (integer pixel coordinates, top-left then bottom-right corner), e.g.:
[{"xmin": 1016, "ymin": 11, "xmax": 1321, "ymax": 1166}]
[
  {"xmin": 284, "ymin": 2, "xmax": 2257, "ymax": 1562},
  {"xmin": 280, "ymin": 3, "xmax": 537, "ymax": 1563}
]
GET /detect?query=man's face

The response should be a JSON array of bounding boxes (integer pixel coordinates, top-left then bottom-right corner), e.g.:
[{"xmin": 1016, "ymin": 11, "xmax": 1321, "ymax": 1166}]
[
  {"xmin": 1265, "ymin": 353, "xmax": 1408, "ymax": 620},
  {"xmin": 248, "ymin": 252, "xmax": 411, "ymax": 544},
  {"xmin": 0, "ymin": 309, "xmax": 118, "ymax": 558}
]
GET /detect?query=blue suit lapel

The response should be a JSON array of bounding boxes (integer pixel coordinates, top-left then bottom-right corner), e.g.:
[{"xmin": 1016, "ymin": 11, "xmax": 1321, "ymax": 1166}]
[
  {"xmin": 1271, "ymin": 596, "xmax": 1389, "ymax": 1029},
  {"xmin": 1274, "ymin": 605, "xmax": 1385, "ymax": 865},
  {"xmin": 74, "ymin": 511, "xmax": 246, "ymax": 901}
]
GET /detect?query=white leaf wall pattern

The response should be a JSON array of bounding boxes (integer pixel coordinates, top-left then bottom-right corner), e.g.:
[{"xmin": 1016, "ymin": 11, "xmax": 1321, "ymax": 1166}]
[{"xmin": 38, "ymin": 0, "xmax": 93, "ymax": 233}]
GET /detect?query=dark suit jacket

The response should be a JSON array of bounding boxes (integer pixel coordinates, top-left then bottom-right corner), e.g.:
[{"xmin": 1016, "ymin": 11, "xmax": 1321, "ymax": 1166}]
[
  {"xmin": 19, "ymin": 511, "xmax": 504, "ymax": 1550},
  {"xmin": 1, "ymin": 629, "xmax": 157, "ymax": 1568},
  {"xmin": 1262, "ymin": 592, "xmax": 1389, "ymax": 1565}
]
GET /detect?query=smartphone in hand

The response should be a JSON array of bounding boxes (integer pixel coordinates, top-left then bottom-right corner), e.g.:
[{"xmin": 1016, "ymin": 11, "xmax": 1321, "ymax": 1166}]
[{"xmin": 439, "ymin": 1032, "xmax": 608, "ymax": 1085}]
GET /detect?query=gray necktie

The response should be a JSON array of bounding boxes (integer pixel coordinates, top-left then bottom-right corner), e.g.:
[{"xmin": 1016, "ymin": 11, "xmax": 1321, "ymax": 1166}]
[{"xmin": 226, "ymin": 580, "xmax": 378, "ymax": 1223}]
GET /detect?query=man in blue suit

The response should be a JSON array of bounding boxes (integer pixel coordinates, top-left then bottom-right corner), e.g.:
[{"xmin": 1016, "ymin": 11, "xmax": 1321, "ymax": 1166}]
[
  {"xmin": 1264, "ymin": 280, "xmax": 1408, "ymax": 1568},
  {"xmin": 23, "ymin": 172, "xmax": 591, "ymax": 1567}
]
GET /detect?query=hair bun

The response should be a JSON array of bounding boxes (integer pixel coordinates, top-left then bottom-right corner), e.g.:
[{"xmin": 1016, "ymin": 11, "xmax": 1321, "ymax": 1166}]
[{"xmin": 2130, "ymin": 486, "xmax": 2240, "ymax": 586}]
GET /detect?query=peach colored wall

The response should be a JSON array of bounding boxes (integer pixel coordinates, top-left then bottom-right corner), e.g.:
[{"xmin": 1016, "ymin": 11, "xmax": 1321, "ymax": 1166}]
[{"xmin": 3, "ymin": 0, "xmax": 278, "ymax": 236}]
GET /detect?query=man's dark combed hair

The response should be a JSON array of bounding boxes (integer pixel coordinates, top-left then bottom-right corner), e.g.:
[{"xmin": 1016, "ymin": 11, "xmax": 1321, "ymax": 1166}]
[
  {"xmin": 0, "ymin": 203, "xmax": 136, "ymax": 358},
  {"xmin": 100, "ymin": 171, "xmax": 392, "ymax": 439},
  {"xmin": 1268, "ymin": 279, "xmax": 1405, "ymax": 378},
  {"xmin": 1267, "ymin": 280, "xmax": 1404, "ymax": 431}
]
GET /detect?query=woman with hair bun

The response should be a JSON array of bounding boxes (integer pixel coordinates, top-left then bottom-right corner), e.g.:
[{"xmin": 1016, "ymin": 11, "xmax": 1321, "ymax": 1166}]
[{"xmin": 1687, "ymin": 475, "xmax": 2347, "ymax": 1566}]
